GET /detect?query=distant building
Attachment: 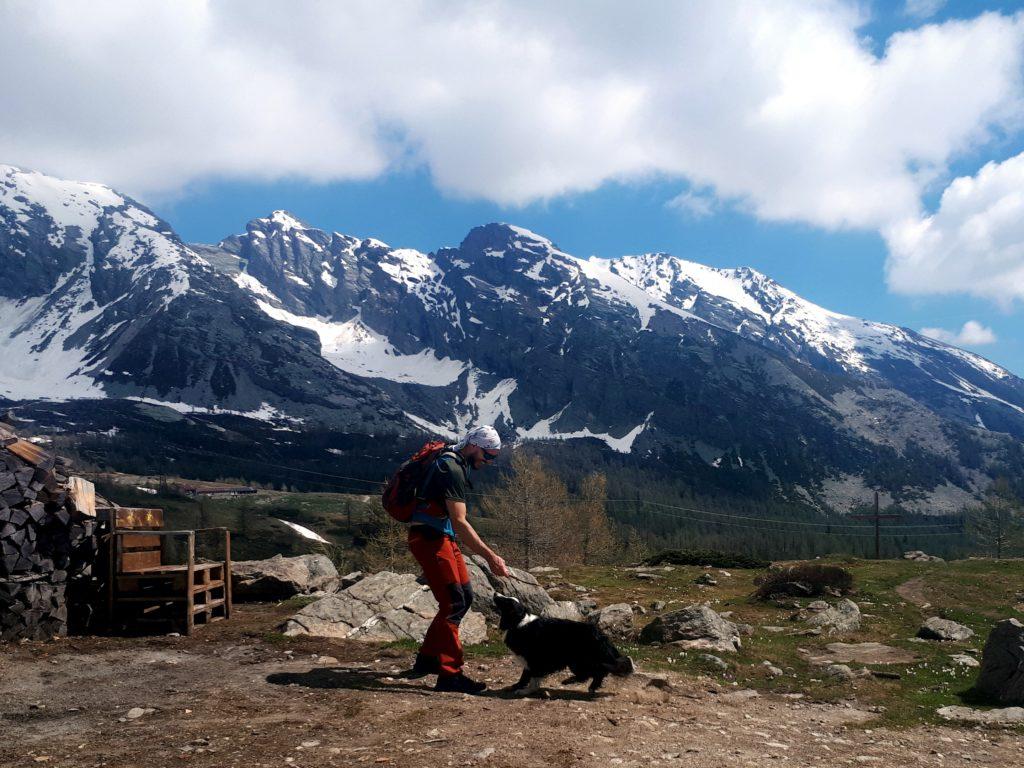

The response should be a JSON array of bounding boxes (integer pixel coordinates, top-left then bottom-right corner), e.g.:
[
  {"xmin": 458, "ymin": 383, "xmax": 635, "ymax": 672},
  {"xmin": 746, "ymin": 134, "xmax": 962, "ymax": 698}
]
[{"xmin": 181, "ymin": 486, "xmax": 257, "ymax": 498}]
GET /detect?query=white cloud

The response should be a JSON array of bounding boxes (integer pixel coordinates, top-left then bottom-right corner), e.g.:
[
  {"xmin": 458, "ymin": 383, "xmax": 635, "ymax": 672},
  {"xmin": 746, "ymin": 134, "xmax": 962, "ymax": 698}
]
[
  {"xmin": 666, "ymin": 189, "xmax": 717, "ymax": 219},
  {"xmin": 921, "ymin": 321, "xmax": 998, "ymax": 346},
  {"xmin": 904, "ymin": 0, "xmax": 946, "ymax": 20},
  {"xmin": 1, "ymin": 0, "xmax": 1023, "ymax": 230},
  {"xmin": 886, "ymin": 152, "xmax": 1024, "ymax": 305}
]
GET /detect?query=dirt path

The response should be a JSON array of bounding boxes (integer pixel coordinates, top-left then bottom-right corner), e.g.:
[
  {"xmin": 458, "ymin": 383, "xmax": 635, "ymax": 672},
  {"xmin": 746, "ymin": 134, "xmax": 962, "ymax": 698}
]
[
  {"xmin": 2, "ymin": 605, "xmax": 1021, "ymax": 768},
  {"xmin": 896, "ymin": 577, "xmax": 931, "ymax": 607}
]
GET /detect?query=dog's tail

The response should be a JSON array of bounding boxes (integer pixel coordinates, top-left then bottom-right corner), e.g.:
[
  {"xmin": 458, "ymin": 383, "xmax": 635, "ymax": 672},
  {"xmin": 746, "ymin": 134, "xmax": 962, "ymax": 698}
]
[{"xmin": 605, "ymin": 655, "xmax": 635, "ymax": 677}]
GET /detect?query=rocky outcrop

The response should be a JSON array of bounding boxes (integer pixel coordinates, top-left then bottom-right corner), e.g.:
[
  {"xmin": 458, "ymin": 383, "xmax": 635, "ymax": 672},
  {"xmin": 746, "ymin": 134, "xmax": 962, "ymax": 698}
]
[
  {"xmin": 231, "ymin": 554, "xmax": 339, "ymax": 600},
  {"xmin": 280, "ymin": 571, "xmax": 486, "ymax": 644},
  {"xmin": 639, "ymin": 605, "xmax": 742, "ymax": 653},
  {"xmin": 805, "ymin": 599, "xmax": 861, "ymax": 636},
  {"xmin": 975, "ymin": 618, "xmax": 1024, "ymax": 705},
  {"xmin": 917, "ymin": 617, "xmax": 974, "ymax": 642},
  {"xmin": 588, "ymin": 603, "xmax": 635, "ymax": 639}
]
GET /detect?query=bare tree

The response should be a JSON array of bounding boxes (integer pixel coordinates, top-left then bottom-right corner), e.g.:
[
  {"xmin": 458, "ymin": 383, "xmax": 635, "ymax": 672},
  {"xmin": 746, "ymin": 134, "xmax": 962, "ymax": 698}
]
[
  {"xmin": 361, "ymin": 511, "xmax": 416, "ymax": 572},
  {"xmin": 576, "ymin": 473, "xmax": 617, "ymax": 565},
  {"xmin": 969, "ymin": 477, "xmax": 1023, "ymax": 559},
  {"xmin": 484, "ymin": 451, "xmax": 574, "ymax": 569}
]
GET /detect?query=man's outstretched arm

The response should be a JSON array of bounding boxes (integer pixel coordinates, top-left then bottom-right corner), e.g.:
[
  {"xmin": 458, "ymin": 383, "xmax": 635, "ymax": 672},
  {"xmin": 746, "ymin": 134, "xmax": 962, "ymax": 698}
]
[{"xmin": 447, "ymin": 499, "xmax": 510, "ymax": 577}]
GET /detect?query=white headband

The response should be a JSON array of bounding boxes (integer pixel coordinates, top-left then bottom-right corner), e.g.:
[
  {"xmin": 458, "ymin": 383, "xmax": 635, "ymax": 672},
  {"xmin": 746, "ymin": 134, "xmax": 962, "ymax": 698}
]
[{"xmin": 454, "ymin": 425, "xmax": 502, "ymax": 451}]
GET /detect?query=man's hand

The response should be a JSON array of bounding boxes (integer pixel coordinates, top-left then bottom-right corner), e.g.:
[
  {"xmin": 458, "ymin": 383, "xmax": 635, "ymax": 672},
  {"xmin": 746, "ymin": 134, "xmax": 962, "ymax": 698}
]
[{"xmin": 487, "ymin": 553, "xmax": 510, "ymax": 578}]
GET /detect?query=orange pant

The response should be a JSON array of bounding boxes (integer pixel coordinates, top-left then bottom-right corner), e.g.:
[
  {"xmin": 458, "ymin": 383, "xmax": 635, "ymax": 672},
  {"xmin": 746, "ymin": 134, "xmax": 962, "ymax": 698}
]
[{"xmin": 408, "ymin": 526, "xmax": 473, "ymax": 676}]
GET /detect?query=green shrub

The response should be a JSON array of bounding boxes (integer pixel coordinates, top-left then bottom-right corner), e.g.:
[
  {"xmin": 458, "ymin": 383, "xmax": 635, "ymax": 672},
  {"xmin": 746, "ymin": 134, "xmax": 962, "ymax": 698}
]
[
  {"xmin": 752, "ymin": 563, "xmax": 854, "ymax": 600},
  {"xmin": 642, "ymin": 548, "xmax": 770, "ymax": 569}
]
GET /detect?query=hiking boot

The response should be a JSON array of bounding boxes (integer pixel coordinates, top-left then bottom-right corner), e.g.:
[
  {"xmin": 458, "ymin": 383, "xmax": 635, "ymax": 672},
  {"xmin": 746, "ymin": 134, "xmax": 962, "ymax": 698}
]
[
  {"xmin": 434, "ymin": 672, "xmax": 487, "ymax": 694},
  {"xmin": 406, "ymin": 653, "xmax": 441, "ymax": 679}
]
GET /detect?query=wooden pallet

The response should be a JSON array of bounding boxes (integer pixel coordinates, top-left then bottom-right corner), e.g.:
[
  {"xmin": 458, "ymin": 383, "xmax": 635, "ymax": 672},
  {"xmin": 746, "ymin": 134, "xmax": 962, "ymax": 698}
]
[{"xmin": 104, "ymin": 508, "xmax": 231, "ymax": 635}]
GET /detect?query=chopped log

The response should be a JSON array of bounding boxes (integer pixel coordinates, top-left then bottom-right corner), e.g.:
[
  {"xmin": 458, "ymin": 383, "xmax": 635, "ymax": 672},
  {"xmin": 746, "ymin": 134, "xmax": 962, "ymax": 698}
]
[{"xmin": 67, "ymin": 477, "xmax": 96, "ymax": 518}]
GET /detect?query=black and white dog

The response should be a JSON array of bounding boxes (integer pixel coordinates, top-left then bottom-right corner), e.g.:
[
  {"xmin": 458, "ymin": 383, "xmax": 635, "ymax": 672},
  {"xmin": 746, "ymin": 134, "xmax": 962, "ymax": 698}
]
[{"xmin": 494, "ymin": 593, "xmax": 634, "ymax": 695}]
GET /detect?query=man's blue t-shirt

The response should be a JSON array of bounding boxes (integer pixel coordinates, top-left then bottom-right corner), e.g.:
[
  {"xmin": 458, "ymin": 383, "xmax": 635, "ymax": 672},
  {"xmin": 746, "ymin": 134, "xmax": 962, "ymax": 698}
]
[{"xmin": 411, "ymin": 450, "xmax": 470, "ymax": 537}]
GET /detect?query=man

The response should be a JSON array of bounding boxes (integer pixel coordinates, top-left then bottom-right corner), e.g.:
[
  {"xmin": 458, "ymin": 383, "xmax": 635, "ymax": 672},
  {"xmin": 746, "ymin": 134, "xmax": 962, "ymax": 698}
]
[{"xmin": 406, "ymin": 425, "xmax": 510, "ymax": 694}]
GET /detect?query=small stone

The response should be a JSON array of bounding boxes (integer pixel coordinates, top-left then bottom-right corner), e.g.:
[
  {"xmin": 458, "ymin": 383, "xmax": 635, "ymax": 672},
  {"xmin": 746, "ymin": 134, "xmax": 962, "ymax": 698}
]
[
  {"xmin": 950, "ymin": 653, "xmax": 980, "ymax": 668},
  {"xmin": 764, "ymin": 664, "xmax": 784, "ymax": 678},
  {"xmin": 695, "ymin": 573, "xmax": 718, "ymax": 586},
  {"xmin": 301, "ymin": 740, "xmax": 320, "ymax": 748},
  {"xmin": 125, "ymin": 707, "xmax": 148, "ymax": 720},
  {"xmin": 824, "ymin": 664, "xmax": 856, "ymax": 681},
  {"xmin": 316, "ymin": 656, "xmax": 339, "ymax": 665},
  {"xmin": 651, "ymin": 601, "xmax": 666, "ymax": 611},
  {"xmin": 699, "ymin": 654, "xmax": 729, "ymax": 671},
  {"xmin": 473, "ymin": 747, "xmax": 495, "ymax": 760}
]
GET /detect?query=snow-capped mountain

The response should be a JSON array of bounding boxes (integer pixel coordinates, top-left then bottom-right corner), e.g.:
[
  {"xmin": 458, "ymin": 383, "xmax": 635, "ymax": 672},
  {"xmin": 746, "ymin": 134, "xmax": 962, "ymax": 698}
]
[{"xmin": 2, "ymin": 165, "xmax": 1023, "ymax": 513}]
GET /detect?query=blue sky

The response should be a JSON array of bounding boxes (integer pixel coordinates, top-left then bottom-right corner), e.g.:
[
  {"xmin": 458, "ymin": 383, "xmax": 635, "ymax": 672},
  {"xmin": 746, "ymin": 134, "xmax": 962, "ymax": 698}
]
[{"xmin": 4, "ymin": 1, "xmax": 1024, "ymax": 374}]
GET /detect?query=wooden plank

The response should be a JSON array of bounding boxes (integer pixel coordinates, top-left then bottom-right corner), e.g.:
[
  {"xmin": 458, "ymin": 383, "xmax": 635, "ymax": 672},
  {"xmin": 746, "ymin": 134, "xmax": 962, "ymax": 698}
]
[
  {"xmin": 6, "ymin": 440, "xmax": 55, "ymax": 470},
  {"xmin": 67, "ymin": 477, "xmax": 96, "ymax": 517},
  {"xmin": 114, "ymin": 508, "xmax": 164, "ymax": 529},
  {"xmin": 193, "ymin": 598, "xmax": 225, "ymax": 614},
  {"xmin": 186, "ymin": 532, "xmax": 195, "ymax": 636},
  {"xmin": 120, "ymin": 534, "xmax": 162, "ymax": 551},
  {"xmin": 121, "ymin": 550, "xmax": 162, "ymax": 572}
]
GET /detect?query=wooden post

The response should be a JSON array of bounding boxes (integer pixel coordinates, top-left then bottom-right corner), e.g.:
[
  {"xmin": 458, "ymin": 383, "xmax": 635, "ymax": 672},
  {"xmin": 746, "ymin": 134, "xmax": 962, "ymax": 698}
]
[
  {"xmin": 223, "ymin": 528, "xmax": 232, "ymax": 620},
  {"xmin": 186, "ymin": 532, "xmax": 195, "ymax": 636},
  {"xmin": 851, "ymin": 491, "xmax": 900, "ymax": 559}
]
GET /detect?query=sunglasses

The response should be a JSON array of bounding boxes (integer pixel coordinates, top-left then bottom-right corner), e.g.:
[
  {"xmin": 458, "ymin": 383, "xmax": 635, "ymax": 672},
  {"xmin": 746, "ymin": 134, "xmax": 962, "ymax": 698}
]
[{"xmin": 481, "ymin": 449, "xmax": 500, "ymax": 461}]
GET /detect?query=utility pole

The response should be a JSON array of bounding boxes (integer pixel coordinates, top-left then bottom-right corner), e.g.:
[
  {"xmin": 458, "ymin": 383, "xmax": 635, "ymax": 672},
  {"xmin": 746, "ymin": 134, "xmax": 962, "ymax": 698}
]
[{"xmin": 851, "ymin": 491, "xmax": 901, "ymax": 559}]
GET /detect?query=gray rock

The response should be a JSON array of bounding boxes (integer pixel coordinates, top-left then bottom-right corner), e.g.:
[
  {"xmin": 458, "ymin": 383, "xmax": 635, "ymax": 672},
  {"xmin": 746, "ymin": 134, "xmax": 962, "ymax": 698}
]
[
  {"xmin": 588, "ymin": 603, "xmax": 635, "ymax": 639},
  {"xmin": 651, "ymin": 600, "xmax": 666, "ymax": 611},
  {"xmin": 806, "ymin": 599, "xmax": 861, "ymax": 636},
  {"xmin": 528, "ymin": 566, "xmax": 560, "ymax": 574},
  {"xmin": 824, "ymin": 664, "xmax": 856, "ymax": 681},
  {"xmin": 807, "ymin": 600, "xmax": 829, "ymax": 612},
  {"xmin": 639, "ymin": 605, "xmax": 742, "ymax": 653},
  {"xmin": 917, "ymin": 617, "xmax": 975, "ymax": 642},
  {"xmin": 975, "ymin": 618, "xmax": 1024, "ymax": 705},
  {"xmin": 903, "ymin": 550, "xmax": 944, "ymax": 562},
  {"xmin": 280, "ymin": 571, "xmax": 486, "ymax": 645},
  {"xmin": 695, "ymin": 573, "xmax": 718, "ymax": 586},
  {"xmin": 231, "ymin": 554, "xmax": 339, "ymax": 600},
  {"xmin": 542, "ymin": 601, "xmax": 585, "ymax": 622},
  {"xmin": 699, "ymin": 653, "xmax": 729, "ymax": 671},
  {"xmin": 575, "ymin": 598, "xmax": 599, "ymax": 616},
  {"xmin": 937, "ymin": 705, "xmax": 1024, "ymax": 724},
  {"xmin": 950, "ymin": 653, "xmax": 980, "ymax": 668},
  {"xmin": 340, "ymin": 571, "xmax": 364, "ymax": 589},
  {"xmin": 465, "ymin": 555, "xmax": 554, "ymax": 621}
]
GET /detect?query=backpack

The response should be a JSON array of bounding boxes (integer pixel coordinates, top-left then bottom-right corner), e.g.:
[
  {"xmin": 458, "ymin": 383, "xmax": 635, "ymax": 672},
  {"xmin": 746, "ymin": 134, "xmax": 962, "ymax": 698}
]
[{"xmin": 381, "ymin": 440, "xmax": 450, "ymax": 522}]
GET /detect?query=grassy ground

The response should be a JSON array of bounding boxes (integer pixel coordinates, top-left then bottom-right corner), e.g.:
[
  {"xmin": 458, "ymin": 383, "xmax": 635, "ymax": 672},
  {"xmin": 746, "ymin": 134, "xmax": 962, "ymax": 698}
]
[{"xmin": 508, "ymin": 557, "xmax": 1024, "ymax": 728}]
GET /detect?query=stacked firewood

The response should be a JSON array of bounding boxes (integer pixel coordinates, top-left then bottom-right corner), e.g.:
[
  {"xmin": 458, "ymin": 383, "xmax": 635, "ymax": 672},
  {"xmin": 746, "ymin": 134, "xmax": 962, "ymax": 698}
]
[{"xmin": 0, "ymin": 425, "xmax": 102, "ymax": 641}]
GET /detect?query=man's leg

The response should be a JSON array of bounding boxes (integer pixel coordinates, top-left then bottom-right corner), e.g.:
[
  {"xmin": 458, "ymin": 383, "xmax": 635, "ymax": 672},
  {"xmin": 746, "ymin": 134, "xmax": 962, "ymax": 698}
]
[{"xmin": 408, "ymin": 530, "xmax": 478, "ymax": 683}]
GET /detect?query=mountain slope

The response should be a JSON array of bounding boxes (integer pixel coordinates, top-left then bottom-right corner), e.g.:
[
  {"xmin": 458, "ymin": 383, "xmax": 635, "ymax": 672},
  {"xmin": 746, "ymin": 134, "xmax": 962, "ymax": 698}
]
[{"xmin": 3, "ymin": 165, "xmax": 1023, "ymax": 514}]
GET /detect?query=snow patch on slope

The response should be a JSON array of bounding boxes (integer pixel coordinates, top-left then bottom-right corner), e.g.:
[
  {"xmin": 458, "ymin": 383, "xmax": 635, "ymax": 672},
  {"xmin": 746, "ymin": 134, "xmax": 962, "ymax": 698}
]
[
  {"xmin": 256, "ymin": 302, "xmax": 468, "ymax": 386},
  {"xmin": 517, "ymin": 407, "xmax": 654, "ymax": 453},
  {"xmin": 275, "ymin": 518, "xmax": 330, "ymax": 544}
]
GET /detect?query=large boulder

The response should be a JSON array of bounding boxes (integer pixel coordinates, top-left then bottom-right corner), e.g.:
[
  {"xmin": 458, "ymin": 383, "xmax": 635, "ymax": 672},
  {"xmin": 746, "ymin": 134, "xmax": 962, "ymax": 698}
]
[
  {"xmin": 806, "ymin": 599, "xmax": 861, "ymax": 636},
  {"xmin": 465, "ymin": 554, "xmax": 555, "ymax": 621},
  {"xmin": 639, "ymin": 605, "xmax": 742, "ymax": 653},
  {"xmin": 975, "ymin": 618, "xmax": 1024, "ymax": 705},
  {"xmin": 280, "ymin": 571, "xmax": 486, "ymax": 645},
  {"xmin": 542, "ymin": 601, "xmax": 586, "ymax": 622},
  {"xmin": 231, "ymin": 554, "xmax": 339, "ymax": 600},
  {"xmin": 917, "ymin": 617, "xmax": 975, "ymax": 642},
  {"xmin": 588, "ymin": 603, "xmax": 635, "ymax": 639}
]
